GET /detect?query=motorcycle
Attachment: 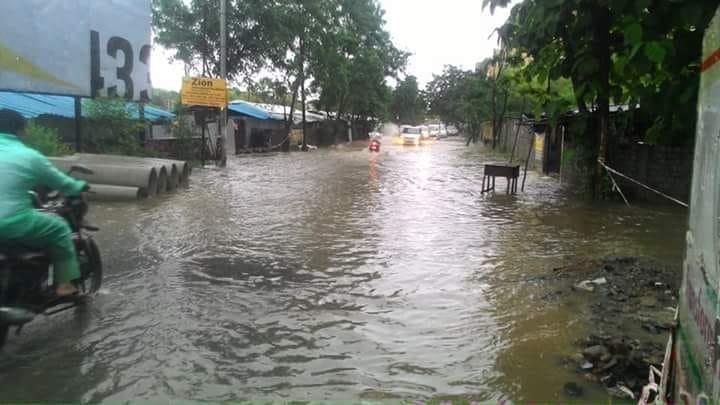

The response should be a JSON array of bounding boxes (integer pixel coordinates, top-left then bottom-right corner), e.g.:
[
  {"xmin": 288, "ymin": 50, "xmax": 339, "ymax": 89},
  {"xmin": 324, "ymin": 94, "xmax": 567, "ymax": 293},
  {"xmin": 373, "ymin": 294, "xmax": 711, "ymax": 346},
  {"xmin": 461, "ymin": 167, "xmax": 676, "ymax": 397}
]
[
  {"xmin": 369, "ymin": 138, "xmax": 381, "ymax": 152},
  {"xmin": 0, "ymin": 164, "xmax": 103, "ymax": 349}
]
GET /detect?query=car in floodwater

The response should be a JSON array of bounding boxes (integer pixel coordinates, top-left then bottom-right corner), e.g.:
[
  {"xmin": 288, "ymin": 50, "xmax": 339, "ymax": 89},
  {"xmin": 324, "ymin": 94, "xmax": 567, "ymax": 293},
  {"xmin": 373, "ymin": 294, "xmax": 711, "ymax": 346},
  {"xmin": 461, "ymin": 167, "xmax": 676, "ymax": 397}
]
[
  {"xmin": 438, "ymin": 125, "xmax": 448, "ymax": 138},
  {"xmin": 418, "ymin": 125, "xmax": 430, "ymax": 140},
  {"xmin": 447, "ymin": 125, "xmax": 459, "ymax": 136},
  {"xmin": 400, "ymin": 126, "xmax": 422, "ymax": 145},
  {"xmin": 428, "ymin": 124, "xmax": 440, "ymax": 138}
]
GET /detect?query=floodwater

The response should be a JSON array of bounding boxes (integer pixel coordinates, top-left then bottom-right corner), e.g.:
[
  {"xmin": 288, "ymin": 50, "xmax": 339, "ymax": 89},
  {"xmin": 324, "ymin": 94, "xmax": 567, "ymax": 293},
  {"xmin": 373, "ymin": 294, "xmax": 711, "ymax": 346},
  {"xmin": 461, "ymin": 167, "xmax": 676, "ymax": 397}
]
[{"xmin": 0, "ymin": 138, "xmax": 687, "ymax": 402}]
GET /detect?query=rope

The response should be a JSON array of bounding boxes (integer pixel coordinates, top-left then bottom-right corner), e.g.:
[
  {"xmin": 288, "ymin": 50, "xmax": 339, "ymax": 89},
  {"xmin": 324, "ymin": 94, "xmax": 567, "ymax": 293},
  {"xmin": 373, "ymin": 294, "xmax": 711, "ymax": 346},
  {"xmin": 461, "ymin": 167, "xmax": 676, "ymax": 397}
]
[
  {"xmin": 598, "ymin": 160, "xmax": 689, "ymax": 208},
  {"xmin": 603, "ymin": 165, "xmax": 630, "ymax": 207}
]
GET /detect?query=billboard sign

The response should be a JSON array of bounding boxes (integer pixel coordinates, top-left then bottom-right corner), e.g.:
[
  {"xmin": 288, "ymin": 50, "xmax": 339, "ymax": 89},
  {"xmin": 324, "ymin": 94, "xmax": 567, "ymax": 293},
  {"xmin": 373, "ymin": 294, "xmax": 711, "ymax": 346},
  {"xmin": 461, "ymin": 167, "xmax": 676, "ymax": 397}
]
[
  {"xmin": 0, "ymin": 0, "xmax": 152, "ymax": 101},
  {"xmin": 675, "ymin": 5, "xmax": 720, "ymax": 401},
  {"xmin": 181, "ymin": 77, "xmax": 228, "ymax": 108}
]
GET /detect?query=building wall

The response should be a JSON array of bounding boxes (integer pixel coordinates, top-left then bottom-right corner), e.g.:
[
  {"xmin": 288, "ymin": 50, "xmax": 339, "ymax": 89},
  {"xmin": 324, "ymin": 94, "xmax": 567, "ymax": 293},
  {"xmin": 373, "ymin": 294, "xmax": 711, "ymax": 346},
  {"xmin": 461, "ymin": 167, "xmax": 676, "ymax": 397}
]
[
  {"xmin": 608, "ymin": 142, "xmax": 693, "ymax": 204},
  {"xmin": 557, "ymin": 117, "xmax": 693, "ymax": 204},
  {"xmin": 489, "ymin": 118, "xmax": 543, "ymax": 170},
  {"xmin": 230, "ymin": 116, "xmax": 287, "ymax": 152}
]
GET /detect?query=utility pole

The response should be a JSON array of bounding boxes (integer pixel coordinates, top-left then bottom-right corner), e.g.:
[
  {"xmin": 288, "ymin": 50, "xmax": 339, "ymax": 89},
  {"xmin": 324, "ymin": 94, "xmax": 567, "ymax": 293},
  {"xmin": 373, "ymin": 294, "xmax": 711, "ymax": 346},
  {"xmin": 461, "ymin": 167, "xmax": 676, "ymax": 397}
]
[
  {"xmin": 300, "ymin": 32, "xmax": 307, "ymax": 151},
  {"xmin": 219, "ymin": 0, "xmax": 228, "ymax": 166}
]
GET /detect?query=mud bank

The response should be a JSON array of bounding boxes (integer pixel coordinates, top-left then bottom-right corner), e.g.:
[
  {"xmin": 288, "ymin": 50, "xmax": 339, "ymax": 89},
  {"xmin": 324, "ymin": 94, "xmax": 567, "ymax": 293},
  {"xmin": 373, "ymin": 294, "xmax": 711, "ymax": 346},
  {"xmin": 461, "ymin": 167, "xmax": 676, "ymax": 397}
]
[{"xmin": 554, "ymin": 257, "xmax": 680, "ymax": 400}]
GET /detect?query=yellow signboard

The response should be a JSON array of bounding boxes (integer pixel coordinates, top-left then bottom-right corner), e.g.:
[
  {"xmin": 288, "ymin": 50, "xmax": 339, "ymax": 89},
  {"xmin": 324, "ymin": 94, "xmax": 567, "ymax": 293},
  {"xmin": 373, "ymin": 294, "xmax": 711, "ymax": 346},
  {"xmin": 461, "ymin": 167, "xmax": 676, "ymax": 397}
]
[{"xmin": 181, "ymin": 77, "xmax": 227, "ymax": 108}]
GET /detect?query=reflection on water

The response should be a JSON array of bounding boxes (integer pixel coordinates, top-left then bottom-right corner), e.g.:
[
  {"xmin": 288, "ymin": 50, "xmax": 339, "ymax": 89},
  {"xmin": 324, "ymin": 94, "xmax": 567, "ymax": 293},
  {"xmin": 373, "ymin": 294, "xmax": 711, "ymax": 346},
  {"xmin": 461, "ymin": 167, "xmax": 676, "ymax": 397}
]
[{"xmin": 0, "ymin": 139, "xmax": 685, "ymax": 402}]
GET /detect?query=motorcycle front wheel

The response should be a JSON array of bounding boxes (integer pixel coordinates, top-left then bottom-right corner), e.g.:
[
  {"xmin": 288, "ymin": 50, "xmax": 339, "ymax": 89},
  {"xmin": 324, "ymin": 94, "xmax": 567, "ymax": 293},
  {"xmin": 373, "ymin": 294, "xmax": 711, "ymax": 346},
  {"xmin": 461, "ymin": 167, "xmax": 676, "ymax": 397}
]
[{"xmin": 80, "ymin": 237, "xmax": 102, "ymax": 294}]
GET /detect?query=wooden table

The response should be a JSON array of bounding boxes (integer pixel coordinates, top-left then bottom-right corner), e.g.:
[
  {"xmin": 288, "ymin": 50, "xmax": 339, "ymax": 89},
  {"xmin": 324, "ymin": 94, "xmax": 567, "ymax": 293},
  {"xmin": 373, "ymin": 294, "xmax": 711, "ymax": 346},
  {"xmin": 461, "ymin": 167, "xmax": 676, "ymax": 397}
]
[{"xmin": 482, "ymin": 163, "xmax": 520, "ymax": 194}]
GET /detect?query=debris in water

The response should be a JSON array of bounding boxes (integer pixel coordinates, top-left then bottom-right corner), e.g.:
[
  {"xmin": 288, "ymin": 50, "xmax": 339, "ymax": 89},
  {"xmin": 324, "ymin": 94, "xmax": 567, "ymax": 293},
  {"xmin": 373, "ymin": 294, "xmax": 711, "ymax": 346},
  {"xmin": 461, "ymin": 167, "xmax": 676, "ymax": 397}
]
[{"xmin": 574, "ymin": 280, "xmax": 595, "ymax": 292}]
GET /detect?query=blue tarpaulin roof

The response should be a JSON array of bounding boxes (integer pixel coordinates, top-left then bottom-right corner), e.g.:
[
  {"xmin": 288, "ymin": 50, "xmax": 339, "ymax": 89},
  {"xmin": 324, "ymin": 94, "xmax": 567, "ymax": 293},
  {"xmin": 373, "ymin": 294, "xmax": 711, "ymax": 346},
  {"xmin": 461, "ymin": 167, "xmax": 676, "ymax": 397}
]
[
  {"xmin": 0, "ymin": 91, "xmax": 175, "ymax": 122},
  {"xmin": 227, "ymin": 100, "xmax": 270, "ymax": 120}
]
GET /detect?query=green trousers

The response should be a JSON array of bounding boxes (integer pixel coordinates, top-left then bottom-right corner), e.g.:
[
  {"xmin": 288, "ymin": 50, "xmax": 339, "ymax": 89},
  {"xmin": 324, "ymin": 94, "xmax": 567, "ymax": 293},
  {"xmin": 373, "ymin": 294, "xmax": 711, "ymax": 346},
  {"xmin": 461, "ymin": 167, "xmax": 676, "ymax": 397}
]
[{"xmin": 0, "ymin": 209, "xmax": 80, "ymax": 284}]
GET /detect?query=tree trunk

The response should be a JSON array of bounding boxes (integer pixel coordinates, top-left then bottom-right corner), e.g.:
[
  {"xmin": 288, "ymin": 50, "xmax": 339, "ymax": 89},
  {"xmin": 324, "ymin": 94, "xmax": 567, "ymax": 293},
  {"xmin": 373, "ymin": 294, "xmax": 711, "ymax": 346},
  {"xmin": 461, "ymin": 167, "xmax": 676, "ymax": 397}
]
[
  {"xmin": 283, "ymin": 75, "xmax": 301, "ymax": 151},
  {"xmin": 593, "ymin": 2, "xmax": 611, "ymax": 198},
  {"xmin": 571, "ymin": 75, "xmax": 588, "ymax": 113},
  {"xmin": 491, "ymin": 81, "xmax": 498, "ymax": 149}
]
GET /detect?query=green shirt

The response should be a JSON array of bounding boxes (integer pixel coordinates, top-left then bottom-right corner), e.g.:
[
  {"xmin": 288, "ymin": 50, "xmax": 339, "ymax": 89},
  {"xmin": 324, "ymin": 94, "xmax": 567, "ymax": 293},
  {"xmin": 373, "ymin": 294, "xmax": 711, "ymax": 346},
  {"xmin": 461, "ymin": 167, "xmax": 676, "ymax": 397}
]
[{"xmin": 0, "ymin": 133, "xmax": 86, "ymax": 218}]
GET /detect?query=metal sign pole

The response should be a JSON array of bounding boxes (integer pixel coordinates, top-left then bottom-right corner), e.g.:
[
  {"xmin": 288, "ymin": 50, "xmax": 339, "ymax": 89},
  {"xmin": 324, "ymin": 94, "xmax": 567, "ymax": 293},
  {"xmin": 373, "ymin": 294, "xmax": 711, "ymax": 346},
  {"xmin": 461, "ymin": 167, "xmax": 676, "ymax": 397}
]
[
  {"xmin": 74, "ymin": 96, "xmax": 82, "ymax": 152},
  {"xmin": 219, "ymin": 0, "xmax": 227, "ymax": 166}
]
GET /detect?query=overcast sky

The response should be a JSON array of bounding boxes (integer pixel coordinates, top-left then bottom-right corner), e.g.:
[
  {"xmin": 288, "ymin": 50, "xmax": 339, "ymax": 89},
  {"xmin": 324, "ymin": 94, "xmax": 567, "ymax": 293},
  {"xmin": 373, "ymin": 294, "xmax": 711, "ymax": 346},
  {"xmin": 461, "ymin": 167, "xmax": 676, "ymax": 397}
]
[{"xmin": 150, "ymin": 0, "xmax": 513, "ymax": 91}]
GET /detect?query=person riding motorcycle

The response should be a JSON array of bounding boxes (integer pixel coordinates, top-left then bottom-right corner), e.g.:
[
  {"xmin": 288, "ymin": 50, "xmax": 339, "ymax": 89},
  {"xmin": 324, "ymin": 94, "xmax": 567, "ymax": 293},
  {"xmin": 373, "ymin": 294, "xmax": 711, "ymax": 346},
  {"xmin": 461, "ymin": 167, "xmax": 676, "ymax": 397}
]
[{"xmin": 0, "ymin": 109, "xmax": 87, "ymax": 297}]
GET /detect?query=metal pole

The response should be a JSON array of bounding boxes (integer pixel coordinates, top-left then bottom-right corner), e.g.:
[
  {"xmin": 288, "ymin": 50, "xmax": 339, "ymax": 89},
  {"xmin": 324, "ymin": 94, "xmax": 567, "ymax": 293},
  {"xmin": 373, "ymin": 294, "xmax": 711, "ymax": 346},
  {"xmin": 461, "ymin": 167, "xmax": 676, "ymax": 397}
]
[
  {"xmin": 201, "ymin": 119, "xmax": 206, "ymax": 168},
  {"xmin": 74, "ymin": 96, "xmax": 82, "ymax": 152},
  {"xmin": 300, "ymin": 31, "xmax": 307, "ymax": 151},
  {"xmin": 219, "ymin": 0, "xmax": 227, "ymax": 166},
  {"xmin": 521, "ymin": 128, "xmax": 534, "ymax": 192}
]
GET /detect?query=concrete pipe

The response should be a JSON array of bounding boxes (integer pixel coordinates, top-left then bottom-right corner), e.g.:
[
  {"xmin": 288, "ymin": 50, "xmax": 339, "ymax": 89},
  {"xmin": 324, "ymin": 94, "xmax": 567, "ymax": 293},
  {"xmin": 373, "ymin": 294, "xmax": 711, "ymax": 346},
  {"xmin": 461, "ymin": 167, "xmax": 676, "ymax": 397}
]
[
  {"xmin": 87, "ymin": 184, "xmax": 147, "ymax": 201},
  {"xmin": 75, "ymin": 154, "xmax": 191, "ymax": 187},
  {"xmin": 49, "ymin": 158, "xmax": 159, "ymax": 197},
  {"xmin": 147, "ymin": 158, "xmax": 189, "ymax": 187},
  {"xmin": 156, "ymin": 166, "xmax": 169, "ymax": 194},
  {"xmin": 165, "ymin": 164, "xmax": 179, "ymax": 192}
]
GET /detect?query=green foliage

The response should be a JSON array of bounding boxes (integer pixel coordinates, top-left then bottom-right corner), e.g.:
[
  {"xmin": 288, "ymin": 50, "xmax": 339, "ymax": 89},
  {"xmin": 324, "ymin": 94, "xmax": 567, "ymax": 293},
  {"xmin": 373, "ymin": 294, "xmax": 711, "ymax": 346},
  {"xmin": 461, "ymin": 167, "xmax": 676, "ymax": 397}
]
[
  {"xmin": 23, "ymin": 121, "xmax": 71, "ymax": 157},
  {"xmin": 153, "ymin": 0, "xmax": 406, "ymax": 126},
  {"xmin": 152, "ymin": 0, "xmax": 268, "ymax": 79},
  {"xmin": 424, "ymin": 62, "xmax": 576, "ymax": 143},
  {"xmin": 83, "ymin": 98, "xmax": 146, "ymax": 156},
  {"xmin": 490, "ymin": 0, "xmax": 720, "ymax": 146},
  {"xmin": 151, "ymin": 88, "xmax": 180, "ymax": 112},
  {"xmin": 391, "ymin": 76, "xmax": 425, "ymax": 125}
]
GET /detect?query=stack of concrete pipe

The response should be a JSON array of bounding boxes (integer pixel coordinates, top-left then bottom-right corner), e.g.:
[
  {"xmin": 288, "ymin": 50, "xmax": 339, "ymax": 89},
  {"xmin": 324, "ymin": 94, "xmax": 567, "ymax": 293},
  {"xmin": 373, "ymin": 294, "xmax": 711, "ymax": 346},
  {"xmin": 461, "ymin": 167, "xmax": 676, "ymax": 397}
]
[{"xmin": 49, "ymin": 154, "xmax": 192, "ymax": 201}]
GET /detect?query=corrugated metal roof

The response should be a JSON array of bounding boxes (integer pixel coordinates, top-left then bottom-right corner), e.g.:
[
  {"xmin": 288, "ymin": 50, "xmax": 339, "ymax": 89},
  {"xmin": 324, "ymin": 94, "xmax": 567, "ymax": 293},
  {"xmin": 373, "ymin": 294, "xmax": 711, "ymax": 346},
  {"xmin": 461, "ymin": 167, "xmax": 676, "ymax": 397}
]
[
  {"xmin": 0, "ymin": 91, "xmax": 174, "ymax": 122},
  {"xmin": 228, "ymin": 100, "xmax": 270, "ymax": 120},
  {"xmin": 228, "ymin": 99, "xmax": 326, "ymax": 123}
]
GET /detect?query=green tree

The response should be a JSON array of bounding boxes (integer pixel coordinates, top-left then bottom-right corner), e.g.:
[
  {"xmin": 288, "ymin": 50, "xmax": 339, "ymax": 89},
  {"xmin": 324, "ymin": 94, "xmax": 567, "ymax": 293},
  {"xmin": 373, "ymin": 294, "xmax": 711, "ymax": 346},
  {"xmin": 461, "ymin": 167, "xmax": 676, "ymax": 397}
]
[
  {"xmin": 391, "ymin": 76, "xmax": 426, "ymax": 125},
  {"xmin": 486, "ymin": 0, "xmax": 720, "ymax": 195},
  {"xmin": 23, "ymin": 121, "xmax": 71, "ymax": 157},
  {"xmin": 426, "ymin": 65, "xmax": 470, "ymax": 128},
  {"xmin": 83, "ymin": 98, "xmax": 146, "ymax": 156},
  {"xmin": 152, "ymin": 0, "xmax": 269, "ymax": 80}
]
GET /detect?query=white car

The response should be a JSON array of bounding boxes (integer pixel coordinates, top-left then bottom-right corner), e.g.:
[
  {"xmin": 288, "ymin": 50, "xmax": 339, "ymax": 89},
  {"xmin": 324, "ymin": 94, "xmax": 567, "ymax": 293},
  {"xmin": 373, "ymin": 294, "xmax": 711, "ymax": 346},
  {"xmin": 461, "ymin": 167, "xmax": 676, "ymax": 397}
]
[
  {"xmin": 447, "ymin": 125, "xmax": 459, "ymax": 136},
  {"xmin": 401, "ymin": 126, "xmax": 422, "ymax": 145},
  {"xmin": 418, "ymin": 125, "xmax": 430, "ymax": 139},
  {"xmin": 428, "ymin": 124, "xmax": 440, "ymax": 138},
  {"xmin": 439, "ymin": 125, "xmax": 448, "ymax": 138}
]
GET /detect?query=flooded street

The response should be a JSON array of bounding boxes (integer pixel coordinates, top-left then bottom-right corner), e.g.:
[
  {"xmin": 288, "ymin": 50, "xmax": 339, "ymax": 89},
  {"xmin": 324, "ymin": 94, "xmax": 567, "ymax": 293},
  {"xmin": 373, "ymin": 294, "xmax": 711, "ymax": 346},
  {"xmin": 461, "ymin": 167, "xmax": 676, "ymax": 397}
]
[{"xmin": 0, "ymin": 138, "xmax": 686, "ymax": 402}]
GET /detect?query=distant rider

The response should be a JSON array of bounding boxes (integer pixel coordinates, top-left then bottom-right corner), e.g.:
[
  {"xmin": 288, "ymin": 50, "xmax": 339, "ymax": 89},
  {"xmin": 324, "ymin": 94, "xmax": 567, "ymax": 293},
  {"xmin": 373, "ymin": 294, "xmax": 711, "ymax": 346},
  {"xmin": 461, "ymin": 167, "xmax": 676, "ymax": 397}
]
[{"xmin": 0, "ymin": 109, "xmax": 87, "ymax": 297}]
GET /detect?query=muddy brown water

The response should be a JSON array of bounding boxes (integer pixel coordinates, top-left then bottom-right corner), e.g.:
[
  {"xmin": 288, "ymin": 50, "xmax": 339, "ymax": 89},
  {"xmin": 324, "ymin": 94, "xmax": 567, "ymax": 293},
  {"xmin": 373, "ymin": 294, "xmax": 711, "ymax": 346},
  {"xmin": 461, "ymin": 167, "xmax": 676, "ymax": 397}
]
[{"xmin": 0, "ymin": 138, "xmax": 686, "ymax": 402}]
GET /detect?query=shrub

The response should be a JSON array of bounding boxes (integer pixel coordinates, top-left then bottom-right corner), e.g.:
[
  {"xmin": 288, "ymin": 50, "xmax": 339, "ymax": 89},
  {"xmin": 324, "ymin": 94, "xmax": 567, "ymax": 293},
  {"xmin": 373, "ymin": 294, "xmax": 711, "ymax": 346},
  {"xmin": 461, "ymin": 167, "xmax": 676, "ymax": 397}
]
[{"xmin": 23, "ymin": 121, "xmax": 71, "ymax": 156}]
